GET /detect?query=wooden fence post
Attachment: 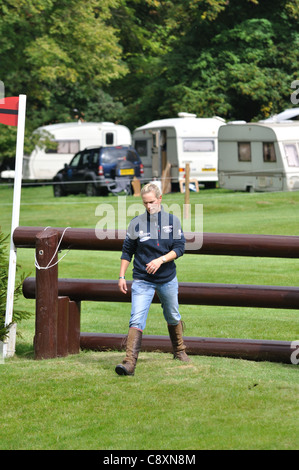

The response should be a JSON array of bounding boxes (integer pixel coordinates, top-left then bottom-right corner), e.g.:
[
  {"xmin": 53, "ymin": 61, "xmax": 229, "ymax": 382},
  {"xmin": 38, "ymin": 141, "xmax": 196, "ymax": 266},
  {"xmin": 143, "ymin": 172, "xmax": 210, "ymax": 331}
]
[
  {"xmin": 57, "ymin": 296, "xmax": 69, "ymax": 357},
  {"xmin": 68, "ymin": 301, "xmax": 81, "ymax": 355},
  {"xmin": 34, "ymin": 229, "xmax": 58, "ymax": 359}
]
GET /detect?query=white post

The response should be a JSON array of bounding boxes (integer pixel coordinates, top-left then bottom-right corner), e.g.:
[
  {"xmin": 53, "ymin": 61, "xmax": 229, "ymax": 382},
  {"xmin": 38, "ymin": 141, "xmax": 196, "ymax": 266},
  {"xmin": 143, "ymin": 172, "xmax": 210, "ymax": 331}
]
[{"xmin": 3, "ymin": 94, "xmax": 27, "ymax": 358}]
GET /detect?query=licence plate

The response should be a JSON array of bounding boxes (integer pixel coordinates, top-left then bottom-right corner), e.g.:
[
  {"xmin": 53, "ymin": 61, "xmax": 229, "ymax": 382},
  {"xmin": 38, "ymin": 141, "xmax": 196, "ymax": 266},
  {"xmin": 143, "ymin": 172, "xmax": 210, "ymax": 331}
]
[
  {"xmin": 202, "ymin": 168, "xmax": 216, "ymax": 172},
  {"xmin": 120, "ymin": 169, "xmax": 134, "ymax": 176}
]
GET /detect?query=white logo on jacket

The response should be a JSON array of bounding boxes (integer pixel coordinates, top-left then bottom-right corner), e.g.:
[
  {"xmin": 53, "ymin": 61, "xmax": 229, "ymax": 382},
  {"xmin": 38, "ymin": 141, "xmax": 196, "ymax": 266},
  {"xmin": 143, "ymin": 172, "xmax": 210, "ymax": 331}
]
[{"xmin": 139, "ymin": 231, "xmax": 151, "ymax": 242}]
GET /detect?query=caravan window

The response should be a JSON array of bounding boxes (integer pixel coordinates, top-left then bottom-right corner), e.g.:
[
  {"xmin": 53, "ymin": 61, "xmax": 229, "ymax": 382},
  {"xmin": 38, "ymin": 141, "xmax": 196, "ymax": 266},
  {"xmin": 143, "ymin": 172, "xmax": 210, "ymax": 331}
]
[
  {"xmin": 238, "ymin": 142, "xmax": 251, "ymax": 162},
  {"xmin": 135, "ymin": 140, "xmax": 148, "ymax": 157},
  {"xmin": 263, "ymin": 143, "xmax": 276, "ymax": 162},
  {"xmin": 183, "ymin": 140, "xmax": 214, "ymax": 152},
  {"xmin": 105, "ymin": 133, "xmax": 114, "ymax": 145},
  {"xmin": 46, "ymin": 140, "xmax": 80, "ymax": 154},
  {"xmin": 284, "ymin": 144, "xmax": 299, "ymax": 167}
]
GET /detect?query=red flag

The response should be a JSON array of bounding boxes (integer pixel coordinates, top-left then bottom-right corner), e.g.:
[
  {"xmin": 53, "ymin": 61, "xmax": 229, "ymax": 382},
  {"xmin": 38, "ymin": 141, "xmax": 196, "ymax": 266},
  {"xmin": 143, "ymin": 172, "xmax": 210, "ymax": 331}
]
[{"xmin": 0, "ymin": 96, "xmax": 19, "ymax": 126}]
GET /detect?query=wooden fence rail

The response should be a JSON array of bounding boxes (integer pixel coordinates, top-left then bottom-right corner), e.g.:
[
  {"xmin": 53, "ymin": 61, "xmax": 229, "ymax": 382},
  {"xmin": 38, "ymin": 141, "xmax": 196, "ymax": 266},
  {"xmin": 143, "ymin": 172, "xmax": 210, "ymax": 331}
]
[{"xmin": 14, "ymin": 226, "xmax": 299, "ymax": 363}]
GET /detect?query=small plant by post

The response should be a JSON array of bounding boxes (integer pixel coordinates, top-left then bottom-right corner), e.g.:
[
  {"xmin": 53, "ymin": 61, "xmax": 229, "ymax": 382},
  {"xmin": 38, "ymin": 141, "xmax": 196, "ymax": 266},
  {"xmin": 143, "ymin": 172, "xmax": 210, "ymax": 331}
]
[{"xmin": 0, "ymin": 340, "xmax": 4, "ymax": 364}]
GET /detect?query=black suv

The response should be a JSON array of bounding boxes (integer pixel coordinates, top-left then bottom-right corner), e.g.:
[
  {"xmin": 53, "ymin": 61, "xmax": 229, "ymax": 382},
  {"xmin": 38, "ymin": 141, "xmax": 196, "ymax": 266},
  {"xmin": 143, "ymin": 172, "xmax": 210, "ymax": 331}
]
[{"xmin": 53, "ymin": 145, "xmax": 143, "ymax": 196}]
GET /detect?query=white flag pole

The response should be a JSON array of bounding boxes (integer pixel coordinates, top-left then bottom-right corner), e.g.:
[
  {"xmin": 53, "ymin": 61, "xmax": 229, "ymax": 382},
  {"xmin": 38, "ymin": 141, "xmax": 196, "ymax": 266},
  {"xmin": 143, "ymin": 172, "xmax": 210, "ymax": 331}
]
[{"xmin": 3, "ymin": 94, "xmax": 27, "ymax": 358}]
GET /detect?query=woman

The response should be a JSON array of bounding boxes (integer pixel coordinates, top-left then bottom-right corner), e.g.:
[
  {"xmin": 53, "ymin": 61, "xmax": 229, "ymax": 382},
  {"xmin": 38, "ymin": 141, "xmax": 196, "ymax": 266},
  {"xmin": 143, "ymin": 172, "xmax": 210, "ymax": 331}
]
[{"xmin": 115, "ymin": 183, "xmax": 190, "ymax": 376}]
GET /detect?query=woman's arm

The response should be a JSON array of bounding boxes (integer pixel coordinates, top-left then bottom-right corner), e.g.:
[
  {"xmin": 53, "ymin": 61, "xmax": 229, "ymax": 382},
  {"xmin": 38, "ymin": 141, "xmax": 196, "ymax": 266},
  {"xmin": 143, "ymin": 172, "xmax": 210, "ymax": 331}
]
[
  {"xmin": 118, "ymin": 259, "xmax": 130, "ymax": 294},
  {"xmin": 146, "ymin": 250, "xmax": 177, "ymax": 275}
]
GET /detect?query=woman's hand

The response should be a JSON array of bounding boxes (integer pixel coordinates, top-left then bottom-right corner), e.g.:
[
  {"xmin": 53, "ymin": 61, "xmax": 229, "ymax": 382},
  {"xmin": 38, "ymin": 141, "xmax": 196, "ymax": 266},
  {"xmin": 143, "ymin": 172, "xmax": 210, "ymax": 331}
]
[
  {"xmin": 118, "ymin": 278, "xmax": 128, "ymax": 294},
  {"xmin": 146, "ymin": 257, "xmax": 163, "ymax": 275},
  {"xmin": 118, "ymin": 259, "xmax": 130, "ymax": 294}
]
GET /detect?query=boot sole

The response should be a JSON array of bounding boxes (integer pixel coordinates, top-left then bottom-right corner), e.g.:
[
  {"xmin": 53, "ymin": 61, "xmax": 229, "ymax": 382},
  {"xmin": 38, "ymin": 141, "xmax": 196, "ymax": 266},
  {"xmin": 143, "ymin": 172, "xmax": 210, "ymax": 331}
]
[
  {"xmin": 173, "ymin": 354, "xmax": 191, "ymax": 362},
  {"xmin": 115, "ymin": 364, "xmax": 134, "ymax": 376}
]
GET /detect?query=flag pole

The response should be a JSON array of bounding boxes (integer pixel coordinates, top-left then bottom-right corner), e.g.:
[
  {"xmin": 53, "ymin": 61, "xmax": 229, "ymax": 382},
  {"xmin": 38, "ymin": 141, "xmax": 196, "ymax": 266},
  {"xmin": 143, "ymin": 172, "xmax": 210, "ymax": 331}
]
[{"xmin": 3, "ymin": 94, "xmax": 27, "ymax": 358}]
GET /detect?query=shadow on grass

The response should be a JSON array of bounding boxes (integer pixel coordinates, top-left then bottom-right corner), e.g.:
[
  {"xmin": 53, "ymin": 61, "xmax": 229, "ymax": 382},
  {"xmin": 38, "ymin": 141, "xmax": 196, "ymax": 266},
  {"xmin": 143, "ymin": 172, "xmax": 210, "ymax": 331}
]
[{"xmin": 15, "ymin": 340, "xmax": 34, "ymax": 359}]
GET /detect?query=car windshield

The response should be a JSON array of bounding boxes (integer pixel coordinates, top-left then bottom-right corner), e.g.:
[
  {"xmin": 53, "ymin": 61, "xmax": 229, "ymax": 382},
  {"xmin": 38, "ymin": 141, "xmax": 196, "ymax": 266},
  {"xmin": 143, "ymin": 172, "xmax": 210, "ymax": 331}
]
[{"xmin": 101, "ymin": 148, "xmax": 128, "ymax": 164}]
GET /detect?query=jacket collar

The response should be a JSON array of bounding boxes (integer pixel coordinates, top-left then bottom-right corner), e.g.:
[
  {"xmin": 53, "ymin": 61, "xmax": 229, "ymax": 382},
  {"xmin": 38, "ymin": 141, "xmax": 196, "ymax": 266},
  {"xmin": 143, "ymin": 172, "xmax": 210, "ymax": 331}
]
[{"xmin": 146, "ymin": 205, "xmax": 164, "ymax": 222}]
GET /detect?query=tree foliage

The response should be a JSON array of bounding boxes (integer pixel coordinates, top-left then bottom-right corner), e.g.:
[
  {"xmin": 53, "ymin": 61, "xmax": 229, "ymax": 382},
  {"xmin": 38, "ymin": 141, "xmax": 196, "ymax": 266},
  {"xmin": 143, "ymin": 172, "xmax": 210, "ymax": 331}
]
[
  {"xmin": 1, "ymin": 0, "xmax": 299, "ymax": 159},
  {"xmin": 0, "ymin": 0, "xmax": 127, "ymax": 158},
  {"xmin": 0, "ymin": 231, "xmax": 30, "ymax": 342},
  {"xmin": 109, "ymin": 0, "xmax": 299, "ymax": 125}
]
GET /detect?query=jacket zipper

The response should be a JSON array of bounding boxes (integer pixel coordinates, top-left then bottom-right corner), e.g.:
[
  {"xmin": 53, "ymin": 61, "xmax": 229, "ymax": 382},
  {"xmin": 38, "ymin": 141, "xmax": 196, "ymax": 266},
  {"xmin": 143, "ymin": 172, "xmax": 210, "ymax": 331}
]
[{"xmin": 157, "ymin": 223, "xmax": 160, "ymax": 247}]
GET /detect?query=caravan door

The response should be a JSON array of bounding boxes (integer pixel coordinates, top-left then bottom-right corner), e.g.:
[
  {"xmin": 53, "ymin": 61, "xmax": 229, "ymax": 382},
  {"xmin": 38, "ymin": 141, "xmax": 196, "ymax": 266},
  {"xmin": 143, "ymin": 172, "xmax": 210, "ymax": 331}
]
[
  {"xmin": 151, "ymin": 130, "xmax": 167, "ymax": 177},
  {"xmin": 151, "ymin": 130, "xmax": 160, "ymax": 177}
]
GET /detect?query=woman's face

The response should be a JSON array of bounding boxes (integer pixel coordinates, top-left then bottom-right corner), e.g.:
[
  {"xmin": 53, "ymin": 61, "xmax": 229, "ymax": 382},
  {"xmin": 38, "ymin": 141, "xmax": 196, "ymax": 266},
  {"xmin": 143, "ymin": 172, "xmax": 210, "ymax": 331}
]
[{"xmin": 142, "ymin": 191, "xmax": 162, "ymax": 214}]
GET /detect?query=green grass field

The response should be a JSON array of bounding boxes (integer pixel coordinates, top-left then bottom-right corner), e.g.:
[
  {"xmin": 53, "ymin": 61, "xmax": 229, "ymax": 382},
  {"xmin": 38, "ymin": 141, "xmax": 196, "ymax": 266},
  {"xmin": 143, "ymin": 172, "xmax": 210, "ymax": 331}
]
[{"xmin": 0, "ymin": 184, "xmax": 299, "ymax": 450}]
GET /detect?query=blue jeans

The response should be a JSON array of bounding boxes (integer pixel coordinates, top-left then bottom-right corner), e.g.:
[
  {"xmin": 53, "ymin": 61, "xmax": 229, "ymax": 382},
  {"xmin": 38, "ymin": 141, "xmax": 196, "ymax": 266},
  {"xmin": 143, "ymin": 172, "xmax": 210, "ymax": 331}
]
[{"xmin": 129, "ymin": 276, "xmax": 181, "ymax": 331}]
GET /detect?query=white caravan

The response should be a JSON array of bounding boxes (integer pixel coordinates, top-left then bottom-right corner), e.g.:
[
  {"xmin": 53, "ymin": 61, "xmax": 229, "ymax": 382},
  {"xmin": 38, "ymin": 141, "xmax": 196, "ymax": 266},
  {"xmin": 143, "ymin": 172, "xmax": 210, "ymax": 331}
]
[
  {"xmin": 218, "ymin": 121, "xmax": 299, "ymax": 192},
  {"xmin": 133, "ymin": 113, "xmax": 226, "ymax": 189},
  {"xmin": 1, "ymin": 121, "xmax": 132, "ymax": 181}
]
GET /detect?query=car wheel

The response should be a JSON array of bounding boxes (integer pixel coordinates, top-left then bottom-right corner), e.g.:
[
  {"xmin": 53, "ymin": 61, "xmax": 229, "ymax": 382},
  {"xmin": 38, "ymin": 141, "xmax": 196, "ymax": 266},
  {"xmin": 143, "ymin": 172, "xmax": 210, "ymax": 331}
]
[
  {"xmin": 86, "ymin": 182, "xmax": 98, "ymax": 197},
  {"xmin": 53, "ymin": 183, "xmax": 65, "ymax": 197},
  {"xmin": 99, "ymin": 187, "xmax": 109, "ymax": 196}
]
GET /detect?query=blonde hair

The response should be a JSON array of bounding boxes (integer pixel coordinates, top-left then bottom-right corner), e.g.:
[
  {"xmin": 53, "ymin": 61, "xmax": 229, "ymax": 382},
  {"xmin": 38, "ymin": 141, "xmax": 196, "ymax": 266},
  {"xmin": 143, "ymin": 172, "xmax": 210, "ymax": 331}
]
[{"xmin": 141, "ymin": 183, "xmax": 161, "ymax": 198}]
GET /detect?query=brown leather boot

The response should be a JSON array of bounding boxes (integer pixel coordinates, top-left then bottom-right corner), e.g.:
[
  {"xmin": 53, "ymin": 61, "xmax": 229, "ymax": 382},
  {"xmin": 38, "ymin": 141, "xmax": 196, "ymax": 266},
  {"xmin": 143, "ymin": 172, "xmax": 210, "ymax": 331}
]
[
  {"xmin": 115, "ymin": 327, "xmax": 143, "ymax": 376},
  {"xmin": 168, "ymin": 321, "xmax": 190, "ymax": 362}
]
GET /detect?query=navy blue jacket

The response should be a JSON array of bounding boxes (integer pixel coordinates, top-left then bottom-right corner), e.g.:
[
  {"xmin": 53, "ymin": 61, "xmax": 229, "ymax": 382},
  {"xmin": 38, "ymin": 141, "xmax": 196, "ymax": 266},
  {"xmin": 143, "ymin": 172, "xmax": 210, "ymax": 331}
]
[{"xmin": 121, "ymin": 207, "xmax": 185, "ymax": 283}]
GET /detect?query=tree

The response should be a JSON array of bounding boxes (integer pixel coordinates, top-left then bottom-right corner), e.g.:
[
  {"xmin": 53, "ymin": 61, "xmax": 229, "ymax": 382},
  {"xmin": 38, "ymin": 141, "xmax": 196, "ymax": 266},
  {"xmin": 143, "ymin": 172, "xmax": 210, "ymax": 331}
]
[
  {"xmin": 160, "ymin": 0, "xmax": 299, "ymax": 121},
  {"xmin": 0, "ymin": 0, "xmax": 128, "ymax": 160},
  {"xmin": 108, "ymin": 0, "xmax": 299, "ymax": 126},
  {"xmin": 1, "ymin": 0, "xmax": 299, "ymax": 158}
]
